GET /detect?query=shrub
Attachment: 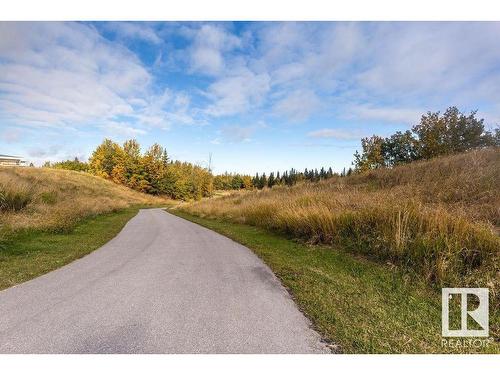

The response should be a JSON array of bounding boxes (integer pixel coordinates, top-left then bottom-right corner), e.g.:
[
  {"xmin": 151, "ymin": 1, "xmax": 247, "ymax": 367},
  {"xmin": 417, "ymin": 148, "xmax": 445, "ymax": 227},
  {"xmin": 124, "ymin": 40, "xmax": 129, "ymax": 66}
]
[{"xmin": 0, "ymin": 182, "xmax": 33, "ymax": 211}]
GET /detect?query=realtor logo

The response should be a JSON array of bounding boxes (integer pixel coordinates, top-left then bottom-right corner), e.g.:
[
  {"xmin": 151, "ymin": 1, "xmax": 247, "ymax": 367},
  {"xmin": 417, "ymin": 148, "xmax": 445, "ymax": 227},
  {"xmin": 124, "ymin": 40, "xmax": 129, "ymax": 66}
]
[{"xmin": 442, "ymin": 288, "xmax": 489, "ymax": 337}]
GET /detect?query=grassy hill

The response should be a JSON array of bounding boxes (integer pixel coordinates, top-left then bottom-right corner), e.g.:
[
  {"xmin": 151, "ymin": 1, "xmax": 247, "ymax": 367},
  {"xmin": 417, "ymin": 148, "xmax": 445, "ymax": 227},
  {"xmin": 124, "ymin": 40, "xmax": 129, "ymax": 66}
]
[
  {"xmin": 0, "ymin": 166, "xmax": 162, "ymax": 234},
  {"xmin": 0, "ymin": 167, "xmax": 164, "ymax": 290},
  {"xmin": 181, "ymin": 148, "xmax": 499, "ymax": 289},
  {"xmin": 183, "ymin": 148, "xmax": 500, "ymax": 306},
  {"xmin": 176, "ymin": 148, "xmax": 499, "ymax": 352}
]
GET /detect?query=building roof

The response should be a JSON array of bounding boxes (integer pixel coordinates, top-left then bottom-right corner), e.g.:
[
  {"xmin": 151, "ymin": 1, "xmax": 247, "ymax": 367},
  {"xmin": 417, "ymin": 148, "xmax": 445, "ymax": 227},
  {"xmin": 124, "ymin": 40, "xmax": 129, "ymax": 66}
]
[{"xmin": 0, "ymin": 154, "xmax": 23, "ymax": 159}]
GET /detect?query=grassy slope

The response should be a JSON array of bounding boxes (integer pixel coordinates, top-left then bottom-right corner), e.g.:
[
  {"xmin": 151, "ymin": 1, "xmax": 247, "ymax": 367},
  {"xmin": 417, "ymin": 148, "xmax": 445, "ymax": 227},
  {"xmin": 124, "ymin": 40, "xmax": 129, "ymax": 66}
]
[
  {"xmin": 173, "ymin": 211, "xmax": 499, "ymax": 354},
  {"xmin": 0, "ymin": 208, "xmax": 140, "ymax": 290},
  {"xmin": 175, "ymin": 149, "xmax": 499, "ymax": 353},
  {"xmin": 179, "ymin": 149, "xmax": 500, "ymax": 306},
  {"xmin": 0, "ymin": 167, "xmax": 166, "ymax": 289},
  {"xmin": 0, "ymin": 166, "xmax": 163, "ymax": 233}
]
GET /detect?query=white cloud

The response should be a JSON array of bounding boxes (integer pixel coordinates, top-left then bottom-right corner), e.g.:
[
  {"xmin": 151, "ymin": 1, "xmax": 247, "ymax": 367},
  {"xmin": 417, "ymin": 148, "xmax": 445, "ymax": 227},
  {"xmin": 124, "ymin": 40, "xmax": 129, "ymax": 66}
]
[
  {"xmin": 346, "ymin": 104, "xmax": 423, "ymax": 125},
  {"xmin": 254, "ymin": 23, "xmax": 362, "ymax": 88},
  {"xmin": 191, "ymin": 47, "xmax": 224, "ymax": 76},
  {"xmin": 205, "ymin": 68, "xmax": 270, "ymax": 117},
  {"xmin": 2, "ymin": 21, "xmax": 500, "ymax": 141},
  {"xmin": 104, "ymin": 22, "xmax": 162, "ymax": 44},
  {"xmin": 354, "ymin": 23, "xmax": 500, "ymax": 101},
  {"xmin": 101, "ymin": 122, "xmax": 147, "ymax": 137},
  {"xmin": 307, "ymin": 128, "xmax": 362, "ymax": 140},
  {"xmin": 274, "ymin": 89, "xmax": 322, "ymax": 122},
  {"xmin": 220, "ymin": 126, "xmax": 254, "ymax": 143},
  {"xmin": 135, "ymin": 89, "xmax": 197, "ymax": 129},
  {"xmin": 0, "ymin": 22, "xmax": 201, "ymax": 137},
  {"xmin": 218, "ymin": 125, "xmax": 254, "ymax": 143},
  {"xmin": 25, "ymin": 144, "xmax": 88, "ymax": 166},
  {"xmin": 28, "ymin": 144, "xmax": 61, "ymax": 158},
  {"xmin": 187, "ymin": 24, "xmax": 242, "ymax": 76},
  {"xmin": 251, "ymin": 22, "xmax": 500, "ymax": 122},
  {"xmin": 0, "ymin": 127, "xmax": 22, "ymax": 143},
  {"xmin": 210, "ymin": 138, "xmax": 221, "ymax": 145},
  {"xmin": 216, "ymin": 121, "xmax": 267, "ymax": 143},
  {"xmin": 0, "ymin": 22, "xmax": 150, "ymax": 128}
]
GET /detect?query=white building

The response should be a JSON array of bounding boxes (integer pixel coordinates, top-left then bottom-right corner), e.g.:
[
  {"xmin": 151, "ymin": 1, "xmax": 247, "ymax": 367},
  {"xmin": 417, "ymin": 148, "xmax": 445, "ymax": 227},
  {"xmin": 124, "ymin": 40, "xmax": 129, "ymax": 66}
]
[{"xmin": 0, "ymin": 154, "xmax": 27, "ymax": 166}]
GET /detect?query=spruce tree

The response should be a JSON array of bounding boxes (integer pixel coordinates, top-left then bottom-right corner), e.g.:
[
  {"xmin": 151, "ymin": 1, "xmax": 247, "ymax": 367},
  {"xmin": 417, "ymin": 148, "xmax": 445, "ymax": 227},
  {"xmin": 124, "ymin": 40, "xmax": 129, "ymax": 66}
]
[
  {"xmin": 320, "ymin": 167, "xmax": 326, "ymax": 180},
  {"xmin": 268, "ymin": 172, "xmax": 275, "ymax": 188}
]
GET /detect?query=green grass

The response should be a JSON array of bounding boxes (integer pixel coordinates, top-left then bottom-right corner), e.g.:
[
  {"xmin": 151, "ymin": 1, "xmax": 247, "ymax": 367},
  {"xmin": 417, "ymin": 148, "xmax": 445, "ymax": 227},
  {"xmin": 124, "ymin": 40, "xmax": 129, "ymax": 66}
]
[
  {"xmin": 171, "ymin": 210, "xmax": 499, "ymax": 354},
  {"xmin": 0, "ymin": 207, "xmax": 140, "ymax": 291}
]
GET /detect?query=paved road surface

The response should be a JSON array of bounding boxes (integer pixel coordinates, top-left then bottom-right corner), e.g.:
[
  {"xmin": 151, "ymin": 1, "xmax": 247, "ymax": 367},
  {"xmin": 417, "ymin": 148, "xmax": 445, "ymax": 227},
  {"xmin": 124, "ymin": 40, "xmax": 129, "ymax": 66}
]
[{"xmin": 0, "ymin": 209, "xmax": 328, "ymax": 353}]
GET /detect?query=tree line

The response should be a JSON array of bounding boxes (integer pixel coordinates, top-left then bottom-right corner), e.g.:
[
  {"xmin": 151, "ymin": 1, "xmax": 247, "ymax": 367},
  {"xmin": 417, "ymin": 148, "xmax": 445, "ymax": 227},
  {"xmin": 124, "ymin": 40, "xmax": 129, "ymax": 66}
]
[
  {"xmin": 47, "ymin": 139, "xmax": 213, "ymax": 200},
  {"xmin": 44, "ymin": 158, "xmax": 89, "ymax": 172},
  {"xmin": 353, "ymin": 107, "xmax": 500, "ymax": 172},
  {"xmin": 252, "ymin": 166, "xmax": 337, "ymax": 189},
  {"xmin": 45, "ymin": 107, "xmax": 499, "ymax": 198},
  {"xmin": 48, "ymin": 147, "xmax": 338, "ymax": 195},
  {"xmin": 214, "ymin": 166, "xmax": 338, "ymax": 191}
]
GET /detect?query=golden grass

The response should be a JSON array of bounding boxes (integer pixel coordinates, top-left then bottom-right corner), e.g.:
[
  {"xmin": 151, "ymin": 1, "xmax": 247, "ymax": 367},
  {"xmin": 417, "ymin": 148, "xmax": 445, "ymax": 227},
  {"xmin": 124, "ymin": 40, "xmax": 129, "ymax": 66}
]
[
  {"xmin": 180, "ymin": 148, "xmax": 500, "ymax": 307},
  {"xmin": 0, "ymin": 167, "xmax": 163, "ymax": 233}
]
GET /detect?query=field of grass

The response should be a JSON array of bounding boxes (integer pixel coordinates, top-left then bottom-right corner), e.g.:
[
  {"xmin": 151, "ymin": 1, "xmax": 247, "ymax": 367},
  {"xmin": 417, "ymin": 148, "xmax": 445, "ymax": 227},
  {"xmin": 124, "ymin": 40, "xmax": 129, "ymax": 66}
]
[
  {"xmin": 0, "ymin": 167, "xmax": 166, "ymax": 288},
  {"xmin": 179, "ymin": 149, "xmax": 499, "ymax": 297},
  {"xmin": 172, "ymin": 211, "xmax": 499, "ymax": 353},
  {"xmin": 176, "ymin": 148, "xmax": 500, "ymax": 348}
]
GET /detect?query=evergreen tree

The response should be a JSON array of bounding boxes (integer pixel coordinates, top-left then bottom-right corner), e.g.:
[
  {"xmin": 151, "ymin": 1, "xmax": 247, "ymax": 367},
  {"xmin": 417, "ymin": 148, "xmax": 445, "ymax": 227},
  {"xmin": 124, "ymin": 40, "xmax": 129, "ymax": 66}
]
[
  {"xmin": 253, "ymin": 173, "xmax": 259, "ymax": 188},
  {"xmin": 268, "ymin": 172, "xmax": 276, "ymax": 188},
  {"xmin": 259, "ymin": 173, "xmax": 267, "ymax": 189},
  {"xmin": 320, "ymin": 167, "xmax": 326, "ymax": 180}
]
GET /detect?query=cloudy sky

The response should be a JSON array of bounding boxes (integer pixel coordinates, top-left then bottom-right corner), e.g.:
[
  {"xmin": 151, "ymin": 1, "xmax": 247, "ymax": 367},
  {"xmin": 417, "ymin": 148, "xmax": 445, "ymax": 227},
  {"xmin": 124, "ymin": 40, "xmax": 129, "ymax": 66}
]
[{"xmin": 1, "ymin": 22, "xmax": 499, "ymax": 173}]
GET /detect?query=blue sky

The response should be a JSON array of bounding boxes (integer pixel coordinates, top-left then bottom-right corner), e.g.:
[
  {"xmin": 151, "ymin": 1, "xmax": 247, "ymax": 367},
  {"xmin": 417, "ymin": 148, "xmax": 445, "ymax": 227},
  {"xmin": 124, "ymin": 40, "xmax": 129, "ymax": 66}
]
[{"xmin": 1, "ymin": 22, "xmax": 499, "ymax": 174}]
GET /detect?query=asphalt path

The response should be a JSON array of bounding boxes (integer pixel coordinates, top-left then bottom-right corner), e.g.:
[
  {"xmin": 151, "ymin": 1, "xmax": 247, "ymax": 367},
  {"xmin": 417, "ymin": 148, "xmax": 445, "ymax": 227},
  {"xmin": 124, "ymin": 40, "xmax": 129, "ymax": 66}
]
[{"xmin": 0, "ymin": 209, "xmax": 328, "ymax": 353}]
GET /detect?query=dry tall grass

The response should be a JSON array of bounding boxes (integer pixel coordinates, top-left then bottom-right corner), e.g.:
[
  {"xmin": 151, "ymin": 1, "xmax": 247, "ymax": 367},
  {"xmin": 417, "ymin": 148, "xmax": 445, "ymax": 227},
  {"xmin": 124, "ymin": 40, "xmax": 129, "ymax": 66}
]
[
  {"xmin": 0, "ymin": 167, "xmax": 163, "ymax": 233},
  {"xmin": 181, "ymin": 148, "xmax": 500, "ymax": 304}
]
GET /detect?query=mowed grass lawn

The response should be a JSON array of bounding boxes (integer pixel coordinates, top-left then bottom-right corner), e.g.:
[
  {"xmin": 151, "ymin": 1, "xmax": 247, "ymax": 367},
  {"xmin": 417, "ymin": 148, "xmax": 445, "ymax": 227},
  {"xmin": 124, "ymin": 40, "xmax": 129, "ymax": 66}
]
[
  {"xmin": 172, "ymin": 210, "xmax": 499, "ymax": 354},
  {"xmin": 0, "ymin": 207, "xmax": 140, "ymax": 291}
]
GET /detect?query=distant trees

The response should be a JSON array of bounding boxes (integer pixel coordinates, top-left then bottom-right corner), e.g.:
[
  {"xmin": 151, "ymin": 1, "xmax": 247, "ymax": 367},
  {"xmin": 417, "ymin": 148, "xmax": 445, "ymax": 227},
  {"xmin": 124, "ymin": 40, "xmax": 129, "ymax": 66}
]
[
  {"xmin": 213, "ymin": 173, "xmax": 253, "ymax": 190},
  {"xmin": 213, "ymin": 166, "xmax": 338, "ymax": 192},
  {"xmin": 45, "ymin": 141, "xmax": 339, "ymax": 196},
  {"xmin": 248, "ymin": 166, "xmax": 336, "ymax": 190},
  {"xmin": 354, "ymin": 107, "xmax": 499, "ymax": 172},
  {"xmin": 47, "ymin": 107, "xmax": 496, "ymax": 197},
  {"xmin": 267, "ymin": 172, "xmax": 275, "ymax": 188},
  {"xmin": 44, "ymin": 157, "xmax": 89, "ymax": 172},
  {"xmin": 85, "ymin": 139, "xmax": 213, "ymax": 200}
]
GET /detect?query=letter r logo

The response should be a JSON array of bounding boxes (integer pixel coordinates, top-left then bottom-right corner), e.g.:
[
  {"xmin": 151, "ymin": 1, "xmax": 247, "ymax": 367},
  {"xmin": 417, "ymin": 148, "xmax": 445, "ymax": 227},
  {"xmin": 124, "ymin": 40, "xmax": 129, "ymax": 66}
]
[{"xmin": 442, "ymin": 288, "xmax": 489, "ymax": 337}]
